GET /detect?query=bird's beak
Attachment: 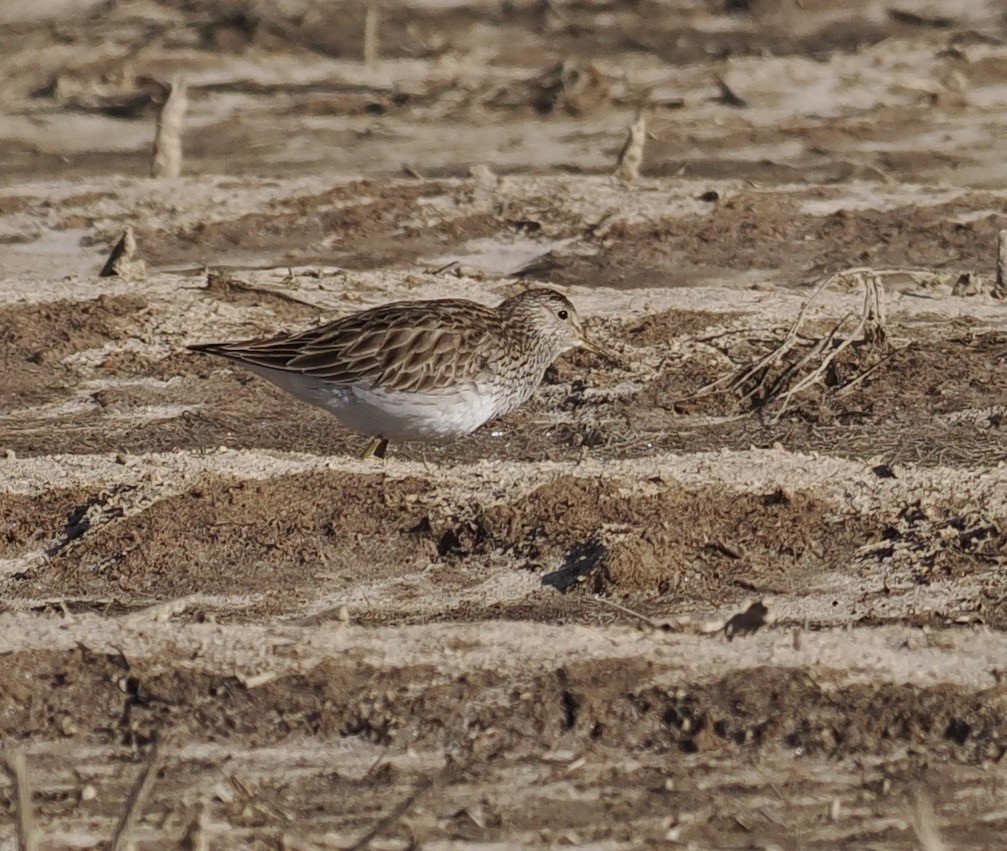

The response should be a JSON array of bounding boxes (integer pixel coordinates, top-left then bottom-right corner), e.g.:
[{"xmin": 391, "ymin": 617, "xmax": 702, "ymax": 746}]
[{"xmin": 580, "ymin": 333, "xmax": 628, "ymax": 368}]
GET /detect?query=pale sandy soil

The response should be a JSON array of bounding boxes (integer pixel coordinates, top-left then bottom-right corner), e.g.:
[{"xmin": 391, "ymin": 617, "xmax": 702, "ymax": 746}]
[{"xmin": 3, "ymin": 1, "xmax": 1007, "ymax": 849}]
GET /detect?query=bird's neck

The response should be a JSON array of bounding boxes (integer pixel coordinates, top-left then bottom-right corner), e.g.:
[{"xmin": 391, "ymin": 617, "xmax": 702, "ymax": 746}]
[{"xmin": 503, "ymin": 318, "xmax": 554, "ymax": 373}]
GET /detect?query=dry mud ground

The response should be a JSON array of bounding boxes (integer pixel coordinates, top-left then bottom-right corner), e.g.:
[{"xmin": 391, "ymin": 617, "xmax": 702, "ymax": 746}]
[{"xmin": 6, "ymin": 0, "xmax": 1007, "ymax": 848}]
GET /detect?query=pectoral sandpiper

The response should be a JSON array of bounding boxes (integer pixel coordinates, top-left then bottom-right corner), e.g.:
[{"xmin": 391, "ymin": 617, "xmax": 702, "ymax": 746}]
[{"xmin": 189, "ymin": 288, "xmax": 600, "ymax": 458}]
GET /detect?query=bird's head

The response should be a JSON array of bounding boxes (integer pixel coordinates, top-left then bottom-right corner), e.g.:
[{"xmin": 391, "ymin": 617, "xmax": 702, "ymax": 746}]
[{"xmin": 501, "ymin": 288, "xmax": 602, "ymax": 361}]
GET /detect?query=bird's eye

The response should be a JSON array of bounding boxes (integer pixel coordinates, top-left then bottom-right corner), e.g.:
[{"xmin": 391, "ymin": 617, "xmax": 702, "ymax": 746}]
[{"xmin": 557, "ymin": 309, "xmax": 569, "ymax": 320}]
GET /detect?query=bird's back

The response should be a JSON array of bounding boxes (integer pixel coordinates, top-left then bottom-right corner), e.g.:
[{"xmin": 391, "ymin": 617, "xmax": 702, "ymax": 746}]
[{"xmin": 190, "ymin": 297, "xmax": 503, "ymax": 394}]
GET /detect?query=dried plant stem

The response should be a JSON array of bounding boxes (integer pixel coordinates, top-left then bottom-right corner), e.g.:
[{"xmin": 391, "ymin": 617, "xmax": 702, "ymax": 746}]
[
  {"xmin": 725, "ymin": 273, "xmax": 837, "ymax": 401},
  {"xmin": 151, "ymin": 77, "xmax": 187, "ymax": 178},
  {"xmin": 615, "ymin": 112, "xmax": 646, "ymax": 182},
  {"xmin": 110, "ymin": 739, "xmax": 163, "ymax": 851},
  {"xmin": 995, "ymin": 229, "xmax": 1007, "ymax": 298},
  {"xmin": 363, "ymin": 3, "xmax": 380, "ymax": 65},
  {"xmin": 757, "ymin": 314, "xmax": 849, "ymax": 419},
  {"xmin": 590, "ymin": 595, "xmax": 659, "ymax": 628},
  {"xmin": 766, "ymin": 272, "xmax": 885, "ymax": 421},
  {"xmin": 910, "ymin": 789, "xmax": 946, "ymax": 851},
  {"xmin": 7, "ymin": 751, "xmax": 38, "ymax": 851},
  {"xmin": 674, "ymin": 267, "xmax": 890, "ymax": 417},
  {"xmin": 834, "ymin": 341, "xmax": 913, "ymax": 397},
  {"xmin": 350, "ymin": 762, "xmax": 449, "ymax": 849}
]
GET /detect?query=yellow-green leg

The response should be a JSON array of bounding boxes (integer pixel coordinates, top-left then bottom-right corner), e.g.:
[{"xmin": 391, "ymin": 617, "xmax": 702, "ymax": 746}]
[{"xmin": 361, "ymin": 437, "xmax": 389, "ymax": 459}]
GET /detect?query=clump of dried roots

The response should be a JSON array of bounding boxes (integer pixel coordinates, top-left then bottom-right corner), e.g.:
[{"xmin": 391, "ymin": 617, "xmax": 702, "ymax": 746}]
[{"xmin": 687, "ymin": 268, "xmax": 898, "ymax": 422}]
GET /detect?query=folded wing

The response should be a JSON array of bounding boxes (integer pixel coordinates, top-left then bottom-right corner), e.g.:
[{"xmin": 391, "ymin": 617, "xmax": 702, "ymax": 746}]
[{"xmin": 189, "ymin": 299, "xmax": 498, "ymax": 393}]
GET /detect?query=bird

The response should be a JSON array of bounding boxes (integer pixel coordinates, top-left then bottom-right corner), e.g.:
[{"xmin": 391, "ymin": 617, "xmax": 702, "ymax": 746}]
[{"xmin": 188, "ymin": 288, "xmax": 601, "ymax": 458}]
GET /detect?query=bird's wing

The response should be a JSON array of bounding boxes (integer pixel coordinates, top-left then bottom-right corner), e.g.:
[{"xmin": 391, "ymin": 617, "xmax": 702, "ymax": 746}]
[{"xmin": 189, "ymin": 299, "xmax": 499, "ymax": 393}]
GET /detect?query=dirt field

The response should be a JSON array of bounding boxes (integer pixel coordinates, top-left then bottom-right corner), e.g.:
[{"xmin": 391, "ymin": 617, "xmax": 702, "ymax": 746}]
[{"xmin": 4, "ymin": 0, "xmax": 1007, "ymax": 847}]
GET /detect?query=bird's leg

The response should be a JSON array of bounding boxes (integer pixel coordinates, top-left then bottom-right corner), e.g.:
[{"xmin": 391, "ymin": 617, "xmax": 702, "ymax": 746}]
[{"xmin": 361, "ymin": 437, "xmax": 389, "ymax": 459}]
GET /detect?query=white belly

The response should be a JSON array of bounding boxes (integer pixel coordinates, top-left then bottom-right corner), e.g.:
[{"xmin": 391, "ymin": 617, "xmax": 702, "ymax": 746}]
[{"xmin": 245, "ymin": 365, "xmax": 498, "ymax": 441}]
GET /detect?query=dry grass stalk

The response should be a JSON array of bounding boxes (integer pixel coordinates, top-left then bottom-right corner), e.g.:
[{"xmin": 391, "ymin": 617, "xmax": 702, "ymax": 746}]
[
  {"xmin": 615, "ymin": 112, "xmax": 646, "ymax": 182},
  {"xmin": 151, "ymin": 77, "xmax": 187, "ymax": 178},
  {"xmin": 110, "ymin": 738, "xmax": 163, "ymax": 851},
  {"xmin": 181, "ymin": 803, "xmax": 211, "ymax": 851},
  {"xmin": 910, "ymin": 789, "xmax": 946, "ymax": 851},
  {"xmin": 679, "ymin": 267, "xmax": 890, "ymax": 421},
  {"xmin": 764, "ymin": 270, "xmax": 886, "ymax": 419},
  {"xmin": 364, "ymin": 3, "xmax": 380, "ymax": 65},
  {"xmin": 349, "ymin": 761, "xmax": 451, "ymax": 849},
  {"xmin": 590, "ymin": 595, "xmax": 660, "ymax": 629},
  {"xmin": 994, "ymin": 229, "xmax": 1007, "ymax": 298},
  {"xmin": 6, "ymin": 751, "xmax": 38, "ymax": 851}
]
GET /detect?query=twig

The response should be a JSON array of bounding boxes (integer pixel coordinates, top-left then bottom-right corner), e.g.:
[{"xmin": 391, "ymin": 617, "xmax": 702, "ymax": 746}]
[
  {"xmin": 110, "ymin": 739, "xmax": 163, "ymax": 851},
  {"xmin": 7, "ymin": 751, "xmax": 38, "ymax": 851},
  {"xmin": 768, "ymin": 273, "xmax": 883, "ymax": 421},
  {"xmin": 589, "ymin": 595, "xmax": 659, "ymax": 628},
  {"xmin": 428, "ymin": 259, "xmax": 460, "ymax": 275},
  {"xmin": 910, "ymin": 788, "xmax": 946, "ymax": 851},
  {"xmin": 672, "ymin": 267, "xmax": 891, "ymax": 418},
  {"xmin": 691, "ymin": 326, "xmax": 781, "ymax": 344},
  {"xmin": 726, "ymin": 273, "xmax": 838, "ymax": 402},
  {"xmin": 363, "ymin": 3, "xmax": 380, "ymax": 65},
  {"xmin": 834, "ymin": 341, "xmax": 913, "ymax": 397},
  {"xmin": 121, "ymin": 595, "xmax": 200, "ymax": 625},
  {"xmin": 758, "ymin": 310, "xmax": 849, "ymax": 412},
  {"xmin": 181, "ymin": 803, "xmax": 210, "ymax": 851},
  {"xmin": 202, "ymin": 269, "xmax": 318, "ymax": 308},
  {"xmin": 768, "ymin": 314, "xmax": 853, "ymax": 420},
  {"xmin": 615, "ymin": 112, "xmax": 646, "ymax": 182},
  {"xmin": 994, "ymin": 229, "xmax": 1007, "ymax": 298},
  {"xmin": 349, "ymin": 762, "xmax": 450, "ymax": 849}
]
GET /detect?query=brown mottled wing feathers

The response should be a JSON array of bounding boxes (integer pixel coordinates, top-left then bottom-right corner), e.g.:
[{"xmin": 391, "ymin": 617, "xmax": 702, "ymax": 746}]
[{"xmin": 194, "ymin": 299, "xmax": 499, "ymax": 393}]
